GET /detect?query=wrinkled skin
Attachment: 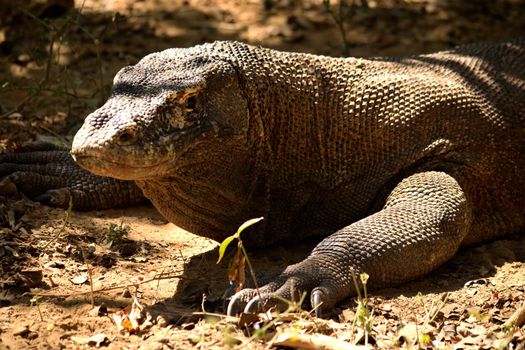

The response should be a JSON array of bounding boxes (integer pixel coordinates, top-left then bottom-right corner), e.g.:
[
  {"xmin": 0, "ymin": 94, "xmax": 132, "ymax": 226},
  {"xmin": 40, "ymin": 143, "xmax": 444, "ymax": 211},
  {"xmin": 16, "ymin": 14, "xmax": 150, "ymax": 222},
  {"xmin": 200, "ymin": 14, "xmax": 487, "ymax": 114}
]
[{"xmin": 1, "ymin": 40, "xmax": 524, "ymax": 316}]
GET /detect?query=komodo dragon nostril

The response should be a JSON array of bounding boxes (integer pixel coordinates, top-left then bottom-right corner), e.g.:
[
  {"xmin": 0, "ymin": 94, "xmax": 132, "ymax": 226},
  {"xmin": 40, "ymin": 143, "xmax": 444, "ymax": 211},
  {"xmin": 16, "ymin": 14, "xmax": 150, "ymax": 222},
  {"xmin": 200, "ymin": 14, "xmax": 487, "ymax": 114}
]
[{"xmin": 115, "ymin": 127, "xmax": 139, "ymax": 145}]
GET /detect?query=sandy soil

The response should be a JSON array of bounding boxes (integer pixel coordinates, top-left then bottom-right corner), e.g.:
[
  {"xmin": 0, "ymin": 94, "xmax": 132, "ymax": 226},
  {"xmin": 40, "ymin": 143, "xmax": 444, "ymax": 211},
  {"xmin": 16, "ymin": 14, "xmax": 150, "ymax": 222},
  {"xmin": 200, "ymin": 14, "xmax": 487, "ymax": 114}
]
[{"xmin": 0, "ymin": 0, "xmax": 524, "ymax": 348}]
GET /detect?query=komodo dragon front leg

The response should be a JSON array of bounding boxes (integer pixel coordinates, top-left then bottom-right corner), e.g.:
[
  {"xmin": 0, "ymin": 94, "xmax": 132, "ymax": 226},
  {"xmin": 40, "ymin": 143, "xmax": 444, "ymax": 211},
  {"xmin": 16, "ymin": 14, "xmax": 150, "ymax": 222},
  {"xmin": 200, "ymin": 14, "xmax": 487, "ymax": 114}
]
[{"xmin": 228, "ymin": 171, "xmax": 471, "ymax": 316}]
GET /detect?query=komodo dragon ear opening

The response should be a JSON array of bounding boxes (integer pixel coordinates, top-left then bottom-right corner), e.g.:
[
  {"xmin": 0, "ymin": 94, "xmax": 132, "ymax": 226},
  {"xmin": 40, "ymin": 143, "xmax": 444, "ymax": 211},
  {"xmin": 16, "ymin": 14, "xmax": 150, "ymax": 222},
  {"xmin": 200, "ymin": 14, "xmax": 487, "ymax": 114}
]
[{"xmin": 186, "ymin": 95, "xmax": 197, "ymax": 113}]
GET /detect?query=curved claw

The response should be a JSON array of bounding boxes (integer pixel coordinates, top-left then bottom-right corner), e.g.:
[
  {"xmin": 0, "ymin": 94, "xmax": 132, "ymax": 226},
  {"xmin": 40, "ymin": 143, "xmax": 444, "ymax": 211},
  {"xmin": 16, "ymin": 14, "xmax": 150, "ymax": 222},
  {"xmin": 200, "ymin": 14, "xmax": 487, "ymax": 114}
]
[
  {"xmin": 227, "ymin": 293, "xmax": 242, "ymax": 316},
  {"xmin": 35, "ymin": 188, "xmax": 71, "ymax": 208},
  {"xmin": 229, "ymin": 291, "xmax": 285, "ymax": 315},
  {"xmin": 245, "ymin": 294, "xmax": 289, "ymax": 314},
  {"xmin": 244, "ymin": 296, "xmax": 262, "ymax": 314},
  {"xmin": 227, "ymin": 289, "xmax": 257, "ymax": 316},
  {"xmin": 0, "ymin": 178, "xmax": 17, "ymax": 195},
  {"xmin": 226, "ymin": 258, "xmax": 348, "ymax": 318},
  {"xmin": 311, "ymin": 289, "xmax": 324, "ymax": 318}
]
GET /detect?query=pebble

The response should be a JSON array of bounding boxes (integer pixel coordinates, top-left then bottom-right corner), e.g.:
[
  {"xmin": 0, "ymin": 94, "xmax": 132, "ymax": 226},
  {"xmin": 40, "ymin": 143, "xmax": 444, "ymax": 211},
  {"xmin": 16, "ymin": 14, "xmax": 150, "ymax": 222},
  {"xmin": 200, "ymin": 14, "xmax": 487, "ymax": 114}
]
[{"xmin": 156, "ymin": 315, "xmax": 169, "ymax": 328}]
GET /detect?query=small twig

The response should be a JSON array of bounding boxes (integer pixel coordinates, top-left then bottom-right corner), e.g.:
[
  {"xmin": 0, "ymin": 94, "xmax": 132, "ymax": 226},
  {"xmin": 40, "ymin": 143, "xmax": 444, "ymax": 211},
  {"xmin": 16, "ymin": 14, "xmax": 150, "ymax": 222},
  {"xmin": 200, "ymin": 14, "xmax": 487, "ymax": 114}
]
[
  {"xmin": 428, "ymin": 293, "xmax": 449, "ymax": 324},
  {"xmin": 192, "ymin": 311, "xmax": 238, "ymax": 321},
  {"xmin": 0, "ymin": 88, "xmax": 40, "ymax": 119},
  {"xmin": 38, "ymin": 125, "xmax": 71, "ymax": 147},
  {"xmin": 153, "ymin": 264, "xmax": 170, "ymax": 304},
  {"xmin": 80, "ymin": 247, "xmax": 95, "ymax": 307},
  {"xmin": 30, "ymin": 272, "xmax": 187, "ymax": 298},
  {"xmin": 323, "ymin": 0, "xmax": 351, "ymax": 56},
  {"xmin": 41, "ymin": 198, "xmax": 73, "ymax": 250}
]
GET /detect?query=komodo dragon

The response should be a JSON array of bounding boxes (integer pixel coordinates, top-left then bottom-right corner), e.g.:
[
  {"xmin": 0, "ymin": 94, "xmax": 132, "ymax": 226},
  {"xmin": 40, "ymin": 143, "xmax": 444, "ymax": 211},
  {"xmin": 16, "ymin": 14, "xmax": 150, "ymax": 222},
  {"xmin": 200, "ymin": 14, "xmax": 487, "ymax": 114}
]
[{"xmin": 1, "ymin": 40, "xmax": 524, "ymax": 317}]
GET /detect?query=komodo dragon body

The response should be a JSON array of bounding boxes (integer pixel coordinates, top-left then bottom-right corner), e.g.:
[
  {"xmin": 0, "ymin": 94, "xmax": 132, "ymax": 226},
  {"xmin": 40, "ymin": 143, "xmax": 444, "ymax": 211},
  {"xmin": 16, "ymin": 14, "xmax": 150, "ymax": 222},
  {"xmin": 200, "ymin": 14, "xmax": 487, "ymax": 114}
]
[{"xmin": 1, "ymin": 40, "xmax": 524, "ymax": 316}]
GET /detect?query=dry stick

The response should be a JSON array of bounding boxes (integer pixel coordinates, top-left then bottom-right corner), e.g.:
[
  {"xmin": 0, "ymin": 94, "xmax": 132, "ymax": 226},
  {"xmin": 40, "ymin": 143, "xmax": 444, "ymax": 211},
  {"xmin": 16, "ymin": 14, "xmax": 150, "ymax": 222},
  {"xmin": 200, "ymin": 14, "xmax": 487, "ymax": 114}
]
[
  {"xmin": 192, "ymin": 311, "xmax": 238, "ymax": 321},
  {"xmin": 323, "ymin": 0, "xmax": 350, "ymax": 56},
  {"xmin": 428, "ymin": 293, "xmax": 449, "ymax": 324},
  {"xmin": 272, "ymin": 332, "xmax": 369, "ymax": 350},
  {"xmin": 81, "ymin": 247, "xmax": 95, "ymax": 307},
  {"xmin": 0, "ymin": 88, "xmax": 40, "ymax": 119},
  {"xmin": 41, "ymin": 198, "xmax": 73, "ymax": 250},
  {"xmin": 504, "ymin": 303, "xmax": 525, "ymax": 328},
  {"xmin": 30, "ymin": 272, "xmax": 187, "ymax": 298},
  {"xmin": 153, "ymin": 264, "xmax": 170, "ymax": 304},
  {"xmin": 38, "ymin": 125, "xmax": 71, "ymax": 147}
]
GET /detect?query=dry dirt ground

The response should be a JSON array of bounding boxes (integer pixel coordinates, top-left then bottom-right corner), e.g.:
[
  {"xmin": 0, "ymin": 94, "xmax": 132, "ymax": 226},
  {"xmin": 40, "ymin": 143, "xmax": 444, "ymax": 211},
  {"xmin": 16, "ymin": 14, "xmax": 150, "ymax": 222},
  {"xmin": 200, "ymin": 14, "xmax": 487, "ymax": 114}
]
[{"xmin": 0, "ymin": 0, "xmax": 524, "ymax": 349}]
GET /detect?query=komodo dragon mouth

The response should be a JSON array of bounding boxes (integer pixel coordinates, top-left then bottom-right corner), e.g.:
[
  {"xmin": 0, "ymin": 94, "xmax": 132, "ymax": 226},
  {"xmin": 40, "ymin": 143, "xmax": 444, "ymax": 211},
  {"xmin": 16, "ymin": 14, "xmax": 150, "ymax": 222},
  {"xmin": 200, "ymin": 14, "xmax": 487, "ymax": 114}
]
[
  {"xmin": 70, "ymin": 154, "xmax": 171, "ymax": 181},
  {"xmin": 70, "ymin": 116, "xmax": 213, "ymax": 181}
]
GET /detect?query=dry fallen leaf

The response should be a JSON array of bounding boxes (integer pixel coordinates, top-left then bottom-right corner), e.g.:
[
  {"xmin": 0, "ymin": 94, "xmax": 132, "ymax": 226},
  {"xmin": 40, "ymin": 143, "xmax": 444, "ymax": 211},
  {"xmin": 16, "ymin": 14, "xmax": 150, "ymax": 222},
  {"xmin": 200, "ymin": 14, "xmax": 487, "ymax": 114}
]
[
  {"xmin": 88, "ymin": 304, "xmax": 108, "ymax": 317},
  {"xmin": 504, "ymin": 303, "xmax": 525, "ymax": 328},
  {"xmin": 14, "ymin": 269, "xmax": 43, "ymax": 288},
  {"xmin": 228, "ymin": 247, "xmax": 246, "ymax": 292},
  {"xmin": 111, "ymin": 297, "xmax": 144, "ymax": 333},
  {"xmin": 272, "ymin": 332, "xmax": 372, "ymax": 350},
  {"xmin": 238, "ymin": 312, "xmax": 260, "ymax": 327}
]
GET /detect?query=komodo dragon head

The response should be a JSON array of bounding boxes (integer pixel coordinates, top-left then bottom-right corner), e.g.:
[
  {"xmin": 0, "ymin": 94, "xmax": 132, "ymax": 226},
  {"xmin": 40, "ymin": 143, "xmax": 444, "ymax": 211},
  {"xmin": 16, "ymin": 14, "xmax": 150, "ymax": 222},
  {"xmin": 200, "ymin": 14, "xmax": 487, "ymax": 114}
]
[
  {"xmin": 71, "ymin": 43, "xmax": 262, "ymax": 239},
  {"xmin": 71, "ymin": 43, "xmax": 249, "ymax": 180}
]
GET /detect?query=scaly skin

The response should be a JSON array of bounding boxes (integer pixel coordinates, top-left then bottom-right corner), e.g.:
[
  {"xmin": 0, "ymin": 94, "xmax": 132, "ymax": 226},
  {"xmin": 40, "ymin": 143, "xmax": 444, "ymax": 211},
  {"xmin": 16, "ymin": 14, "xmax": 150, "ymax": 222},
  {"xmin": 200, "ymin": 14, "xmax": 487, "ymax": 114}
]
[{"xmin": 2, "ymin": 40, "xmax": 524, "ymax": 316}]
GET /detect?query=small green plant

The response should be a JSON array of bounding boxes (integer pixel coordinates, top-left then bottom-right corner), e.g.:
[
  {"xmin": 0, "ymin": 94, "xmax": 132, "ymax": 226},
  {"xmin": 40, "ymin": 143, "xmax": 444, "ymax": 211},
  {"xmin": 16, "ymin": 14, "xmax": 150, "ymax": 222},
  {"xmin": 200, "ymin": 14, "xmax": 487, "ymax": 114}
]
[
  {"xmin": 350, "ymin": 272, "xmax": 374, "ymax": 345},
  {"xmin": 107, "ymin": 222, "xmax": 130, "ymax": 245},
  {"xmin": 217, "ymin": 217, "xmax": 263, "ymax": 294},
  {"xmin": 29, "ymin": 297, "xmax": 44, "ymax": 321}
]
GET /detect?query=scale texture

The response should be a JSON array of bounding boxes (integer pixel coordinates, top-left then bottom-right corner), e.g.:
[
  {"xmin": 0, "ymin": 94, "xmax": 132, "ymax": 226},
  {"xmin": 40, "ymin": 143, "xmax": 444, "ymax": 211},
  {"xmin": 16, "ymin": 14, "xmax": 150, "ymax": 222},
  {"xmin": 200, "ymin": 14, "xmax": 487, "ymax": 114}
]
[{"xmin": 2, "ymin": 40, "xmax": 524, "ymax": 315}]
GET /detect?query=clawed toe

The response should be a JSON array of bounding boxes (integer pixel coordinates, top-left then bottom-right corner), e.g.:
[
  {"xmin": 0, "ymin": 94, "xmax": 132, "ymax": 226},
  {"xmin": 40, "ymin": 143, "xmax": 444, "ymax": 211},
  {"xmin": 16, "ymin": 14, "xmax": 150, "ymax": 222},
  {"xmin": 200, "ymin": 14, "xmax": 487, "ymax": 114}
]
[
  {"xmin": 311, "ymin": 289, "xmax": 326, "ymax": 318},
  {"xmin": 226, "ymin": 288, "xmax": 258, "ymax": 316},
  {"xmin": 227, "ymin": 287, "xmax": 328, "ymax": 316},
  {"xmin": 0, "ymin": 177, "xmax": 17, "ymax": 195},
  {"xmin": 34, "ymin": 188, "xmax": 71, "ymax": 208},
  {"xmin": 244, "ymin": 294, "xmax": 288, "ymax": 314},
  {"xmin": 227, "ymin": 291, "xmax": 289, "ymax": 315},
  {"xmin": 225, "ymin": 262, "xmax": 345, "ymax": 318}
]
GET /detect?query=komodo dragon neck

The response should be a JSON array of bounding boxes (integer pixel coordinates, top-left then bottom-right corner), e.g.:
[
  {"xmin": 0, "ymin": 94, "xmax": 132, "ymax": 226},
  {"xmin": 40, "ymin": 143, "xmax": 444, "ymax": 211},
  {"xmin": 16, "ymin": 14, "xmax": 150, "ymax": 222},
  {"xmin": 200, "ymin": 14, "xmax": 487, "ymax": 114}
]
[{"xmin": 135, "ymin": 44, "xmax": 378, "ymax": 244}]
